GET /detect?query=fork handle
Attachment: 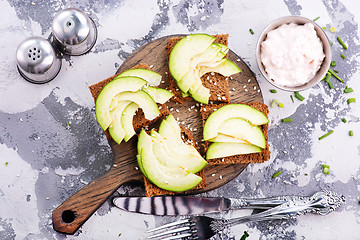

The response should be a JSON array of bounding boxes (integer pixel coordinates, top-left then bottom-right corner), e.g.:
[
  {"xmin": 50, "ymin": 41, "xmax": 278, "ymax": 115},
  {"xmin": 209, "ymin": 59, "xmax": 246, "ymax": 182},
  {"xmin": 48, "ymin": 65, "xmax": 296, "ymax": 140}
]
[{"xmin": 226, "ymin": 190, "xmax": 345, "ymax": 227}]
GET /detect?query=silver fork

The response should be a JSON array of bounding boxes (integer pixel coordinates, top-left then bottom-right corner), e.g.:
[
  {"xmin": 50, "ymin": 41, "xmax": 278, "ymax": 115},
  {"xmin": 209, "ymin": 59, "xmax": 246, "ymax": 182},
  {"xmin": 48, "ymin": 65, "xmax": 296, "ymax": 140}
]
[{"xmin": 147, "ymin": 190, "xmax": 345, "ymax": 240}]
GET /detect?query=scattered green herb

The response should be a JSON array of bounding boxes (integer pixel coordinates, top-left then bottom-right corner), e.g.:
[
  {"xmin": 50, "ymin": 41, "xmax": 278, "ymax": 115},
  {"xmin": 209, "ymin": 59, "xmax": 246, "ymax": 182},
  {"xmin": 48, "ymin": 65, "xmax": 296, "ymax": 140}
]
[
  {"xmin": 324, "ymin": 72, "xmax": 333, "ymax": 89},
  {"xmin": 249, "ymin": 29, "xmax": 254, "ymax": 35},
  {"xmin": 282, "ymin": 118, "xmax": 292, "ymax": 123},
  {"xmin": 313, "ymin": 17, "xmax": 320, "ymax": 21},
  {"xmin": 342, "ymin": 118, "xmax": 347, "ymax": 123},
  {"xmin": 319, "ymin": 130, "xmax": 334, "ymax": 140},
  {"xmin": 304, "ymin": 173, "xmax": 308, "ymax": 176},
  {"xmin": 347, "ymin": 98, "xmax": 356, "ymax": 104},
  {"xmin": 240, "ymin": 231, "xmax": 250, "ymax": 240},
  {"xmin": 270, "ymin": 89, "xmax": 277, "ymax": 93},
  {"xmin": 337, "ymin": 36, "xmax": 348, "ymax": 50},
  {"xmin": 5, "ymin": 162, "xmax": 8, "ymax": 166},
  {"xmin": 344, "ymin": 86, "xmax": 354, "ymax": 93},
  {"xmin": 290, "ymin": 95, "xmax": 294, "ymax": 103},
  {"xmin": 333, "ymin": 69, "xmax": 339, "ymax": 73},
  {"xmin": 330, "ymin": 61, "xmax": 336, "ymax": 67},
  {"xmin": 278, "ymin": 102, "xmax": 284, "ymax": 108},
  {"xmin": 294, "ymin": 91, "xmax": 305, "ymax": 101},
  {"xmin": 330, "ymin": 42, "xmax": 333, "ymax": 46},
  {"xmin": 341, "ymin": 54, "xmax": 346, "ymax": 59},
  {"xmin": 322, "ymin": 27, "xmax": 327, "ymax": 30},
  {"xmin": 271, "ymin": 99, "xmax": 279, "ymax": 108},
  {"xmin": 322, "ymin": 164, "xmax": 330, "ymax": 174},
  {"xmin": 328, "ymin": 69, "xmax": 344, "ymax": 83},
  {"xmin": 349, "ymin": 130, "xmax": 354, "ymax": 136},
  {"xmin": 272, "ymin": 171, "xmax": 282, "ymax": 178}
]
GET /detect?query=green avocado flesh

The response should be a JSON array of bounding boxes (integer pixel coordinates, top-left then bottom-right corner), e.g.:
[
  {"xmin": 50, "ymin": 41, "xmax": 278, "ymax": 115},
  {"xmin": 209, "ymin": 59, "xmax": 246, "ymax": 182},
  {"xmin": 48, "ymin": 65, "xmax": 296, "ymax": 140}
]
[
  {"xmin": 95, "ymin": 76, "xmax": 147, "ymax": 130},
  {"xmin": 116, "ymin": 68, "xmax": 162, "ymax": 86},
  {"xmin": 203, "ymin": 104, "xmax": 269, "ymax": 140},
  {"xmin": 142, "ymin": 86, "xmax": 174, "ymax": 104},
  {"xmin": 112, "ymin": 90, "xmax": 160, "ymax": 121},
  {"xmin": 169, "ymin": 34, "xmax": 215, "ymax": 81},
  {"xmin": 121, "ymin": 102, "xmax": 139, "ymax": 142},
  {"xmin": 206, "ymin": 142, "xmax": 261, "ymax": 160},
  {"xmin": 218, "ymin": 118, "xmax": 266, "ymax": 148},
  {"xmin": 137, "ymin": 130, "xmax": 203, "ymax": 192},
  {"xmin": 108, "ymin": 101, "xmax": 131, "ymax": 144}
]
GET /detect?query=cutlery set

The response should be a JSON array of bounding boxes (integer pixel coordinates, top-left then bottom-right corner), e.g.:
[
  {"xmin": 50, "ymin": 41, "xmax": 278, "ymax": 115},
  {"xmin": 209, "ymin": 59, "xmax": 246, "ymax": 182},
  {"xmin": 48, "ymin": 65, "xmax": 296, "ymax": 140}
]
[{"xmin": 113, "ymin": 190, "xmax": 345, "ymax": 239}]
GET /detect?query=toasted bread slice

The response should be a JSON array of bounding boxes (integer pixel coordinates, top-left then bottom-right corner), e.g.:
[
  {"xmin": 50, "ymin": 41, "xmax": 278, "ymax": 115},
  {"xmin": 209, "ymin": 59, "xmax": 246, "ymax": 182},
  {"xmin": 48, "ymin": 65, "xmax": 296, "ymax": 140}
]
[
  {"xmin": 144, "ymin": 125, "xmax": 206, "ymax": 197},
  {"xmin": 167, "ymin": 34, "xmax": 230, "ymax": 104},
  {"xmin": 200, "ymin": 102, "xmax": 270, "ymax": 165}
]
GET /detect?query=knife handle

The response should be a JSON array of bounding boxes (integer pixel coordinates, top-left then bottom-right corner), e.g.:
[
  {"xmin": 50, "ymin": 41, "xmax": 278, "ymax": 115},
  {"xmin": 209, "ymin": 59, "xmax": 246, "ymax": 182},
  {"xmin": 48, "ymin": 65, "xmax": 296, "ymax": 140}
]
[{"xmin": 52, "ymin": 166, "xmax": 139, "ymax": 234}]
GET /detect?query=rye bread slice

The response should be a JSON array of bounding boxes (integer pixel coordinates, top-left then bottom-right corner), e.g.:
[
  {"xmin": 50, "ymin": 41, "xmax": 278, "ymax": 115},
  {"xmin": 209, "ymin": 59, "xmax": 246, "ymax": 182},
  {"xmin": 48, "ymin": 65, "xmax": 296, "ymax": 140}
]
[
  {"xmin": 88, "ymin": 64, "xmax": 169, "ymax": 139},
  {"xmin": 167, "ymin": 34, "xmax": 230, "ymax": 104},
  {"xmin": 200, "ymin": 102, "xmax": 270, "ymax": 165},
  {"xmin": 144, "ymin": 125, "xmax": 207, "ymax": 197}
]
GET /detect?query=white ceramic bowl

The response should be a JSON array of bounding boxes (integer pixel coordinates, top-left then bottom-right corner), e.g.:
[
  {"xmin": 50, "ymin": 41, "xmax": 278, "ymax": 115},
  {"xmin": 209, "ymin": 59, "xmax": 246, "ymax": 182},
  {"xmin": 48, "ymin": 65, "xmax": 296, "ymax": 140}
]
[{"xmin": 256, "ymin": 16, "xmax": 332, "ymax": 91}]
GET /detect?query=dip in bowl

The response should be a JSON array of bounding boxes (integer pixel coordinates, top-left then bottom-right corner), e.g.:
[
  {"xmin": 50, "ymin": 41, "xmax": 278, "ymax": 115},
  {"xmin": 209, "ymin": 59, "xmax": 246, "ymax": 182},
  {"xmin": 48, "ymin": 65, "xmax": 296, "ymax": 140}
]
[{"xmin": 256, "ymin": 16, "xmax": 331, "ymax": 91}]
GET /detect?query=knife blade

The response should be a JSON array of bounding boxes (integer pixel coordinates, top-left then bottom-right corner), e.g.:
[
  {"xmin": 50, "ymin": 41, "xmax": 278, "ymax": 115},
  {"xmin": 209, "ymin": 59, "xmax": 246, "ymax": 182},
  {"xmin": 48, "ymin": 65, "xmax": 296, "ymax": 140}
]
[{"xmin": 112, "ymin": 195, "xmax": 292, "ymax": 216}]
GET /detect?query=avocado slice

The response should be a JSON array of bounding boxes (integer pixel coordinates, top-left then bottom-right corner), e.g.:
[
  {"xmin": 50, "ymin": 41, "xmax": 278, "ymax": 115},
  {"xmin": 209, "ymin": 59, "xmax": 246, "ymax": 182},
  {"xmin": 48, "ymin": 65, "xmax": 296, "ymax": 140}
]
[
  {"xmin": 95, "ymin": 76, "xmax": 147, "ymax": 131},
  {"xmin": 203, "ymin": 104, "xmax": 269, "ymax": 141},
  {"xmin": 115, "ymin": 68, "xmax": 162, "ymax": 86},
  {"xmin": 169, "ymin": 34, "xmax": 215, "ymax": 81},
  {"xmin": 206, "ymin": 142, "xmax": 261, "ymax": 160},
  {"xmin": 108, "ymin": 100, "xmax": 131, "ymax": 144},
  {"xmin": 218, "ymin": 118, "xmax": 266, "ymax": 148},
  {"xmin": 138, "ymin": 130, "xmax": 202, "ymax": 192},
  {"xmin": 112, "ymin": 90, "xmax": 160, "ymax": 121},
  {"xmin": 121, "ymin": 102, "xmax": 139, "ymax": 142},
  {"xmin": 142, "ymin": 86, "xmax": 174, "ymax": 104}
]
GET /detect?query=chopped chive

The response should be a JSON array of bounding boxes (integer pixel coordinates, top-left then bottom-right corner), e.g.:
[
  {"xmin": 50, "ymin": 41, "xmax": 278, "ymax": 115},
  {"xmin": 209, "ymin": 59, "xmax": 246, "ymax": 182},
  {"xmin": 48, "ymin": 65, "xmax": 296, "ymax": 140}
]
[
  {"xmin": 324, "ymin": 72, "xmax": 333, "ymax": 89},
  {"xmin": 333, "ymin": 69, "xmax": 339, "ymax": 73},
  {"xmin": 330, "ymin": 27, "xmax": 335, "ymax": 32},
  {"xmin": 5, "ymin": 162, "xmax": 8, "ymax": 166},
  {"xmin": 319, "ymin": 130, "xmax": 334, "ymax": 140},
  {"xmin": 294, "ymin": 91, "xmax": 305, "ymax": 101},
  {"xmin": 341, "ymin": 54, "xmax": 346, "ymax": 59},
  {"xmin": 330, "ymin": 42, "xmax": 333, "ymax": 46},
  {"xmin": 328, "ymin": 69, "xmax": 344, "ymax": 83},
  {"xmin": 272, "ymin": 171, "xmax": 282, "ymax": 178},
  {"xmin": 344, "ymin": 86, "xmax": 354, "ymax": 93},
  {"xmin": 270, "ymin": 89, "xmax": 277, "ymax": 93},
  {"xmin": 278, "ymin": 102, "xmax": 284, "ymax": 108},
  {"xmin": 249, "ymin": 29, "xmax": 254, "ymax": 35},
  {"xmin": 330, "ymin": 61, "xmax": 336, "ymax": 67},
  {"xmin": 322, "ymin": 27, "xmax": 327, "ymax": 30},
  {"xmin": 337, "ymin": 36, "xmax": 348, "ymax": 50},
  {"xmin": 322, "ymin": 164, "xmax": 330, "ymax": 174},
  {"xmin": 304, "ymin": 173, "xmax": 308, "ymax": 176},
  {"xmin": 349, "ymin": 130, "xmax": 354, "ymax": 136},
  {"xmin": 282, "ymin": 118, "xmax": 292, "ymax": 123},
  {"xmin": 347, "ymin": 98, "xmax": 356, "ymax": 104},
  {"xmin": 313, "ymin": 17, "xmax": 320, "ymax": 21},
  {"xmin": 290, "ymin": 95, "xmax": 294, "ymax": 103},
  {"xmin": 240, "ymin": 231, "xmax": 250, "ymax": 240},
  {"xmin": 341, "ymin": 118, "xmax": 347, "ymax": 123},
  {"xmin": 271, "ymin": 99, "xmax": 279, "ymax": 108}
]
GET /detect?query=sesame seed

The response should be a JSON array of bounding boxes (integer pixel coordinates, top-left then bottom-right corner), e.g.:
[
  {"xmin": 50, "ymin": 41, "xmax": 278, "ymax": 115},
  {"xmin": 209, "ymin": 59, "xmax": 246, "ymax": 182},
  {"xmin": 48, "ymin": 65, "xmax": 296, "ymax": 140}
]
[
  {"xmin": 219, "ymin": 175, "xmax": 223, "ymax": 179},
  {"xmin": 211, "ymin": 72, "xmax": 215, "ymax": 76},
  {"xmin": 214, "ymin": 82, "xmax": 217, "ymax": 85},
  {"xmin": 113, "ymin": 164, "xmax": 118, "ymax": 167},
  {"xmin": 203, "ymin": 108, "xmax": 206, "ymax": 111},
  {"xmin": 149, "ymin": 65, "xmax": 154, "ymax": 68},
  {"xmin": 170, "ymin": 108, "xmax": 174, "ymax": 111},
  {"xmin": 232, "ymin": 88, "xmax": 235, "ymax": 91},
  {"xmin": 175, "ymin": 109, "xmax": 179, "ymax": 112},
  {"xmin": 236, "ymin": 59, "xmax": 240, "ymax": 62},
  {"xmin": 254, "ymin": 86, "xmax": 257, "ymax": 90},
  {"xmin": 290, "ymin": 145, "xmax": 294, "ymax": 149},
  {"xmin": 245, "ymin": 89, "xmax": 248, "ymax": 92},
  {"xmin": 243, "ymin": 85, "xmax": 246, "ymax": 88},
  {"xmin": 283, "ymin": 150, "xmax": 288, "ymax": 154},
  {"xmin": 248, "ymin": 79, "xmax": 251, "ymax": 82},
  {"xmin": 221, "ymin": 96, "xmax": 226, "ymax": 100},
  {"xmin": 135, "ymin": 167, "xmax": 139, "ymax": 170}
]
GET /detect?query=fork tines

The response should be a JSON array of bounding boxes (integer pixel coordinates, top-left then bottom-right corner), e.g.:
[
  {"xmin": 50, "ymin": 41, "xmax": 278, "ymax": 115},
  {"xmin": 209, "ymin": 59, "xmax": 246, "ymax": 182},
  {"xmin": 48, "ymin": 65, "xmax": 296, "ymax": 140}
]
[{"xmin": 147, "ymin": 219, "xmax": 196, "ymax": 239}]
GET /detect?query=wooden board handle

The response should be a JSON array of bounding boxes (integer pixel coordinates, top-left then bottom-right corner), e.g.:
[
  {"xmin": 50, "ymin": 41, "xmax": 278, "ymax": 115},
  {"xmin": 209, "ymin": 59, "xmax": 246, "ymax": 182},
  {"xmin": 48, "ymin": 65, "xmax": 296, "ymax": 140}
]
[{"xmin": 52, "ymin": 167, "xmax": 134, "ymax": 234}]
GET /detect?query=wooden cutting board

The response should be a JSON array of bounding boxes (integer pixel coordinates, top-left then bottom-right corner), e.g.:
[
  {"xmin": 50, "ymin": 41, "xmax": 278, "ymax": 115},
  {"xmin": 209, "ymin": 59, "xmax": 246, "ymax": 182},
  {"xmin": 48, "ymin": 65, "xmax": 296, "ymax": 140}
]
[{"xmin": 52, "ymin": 34, "xmax": 263, "ymax": 234}]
